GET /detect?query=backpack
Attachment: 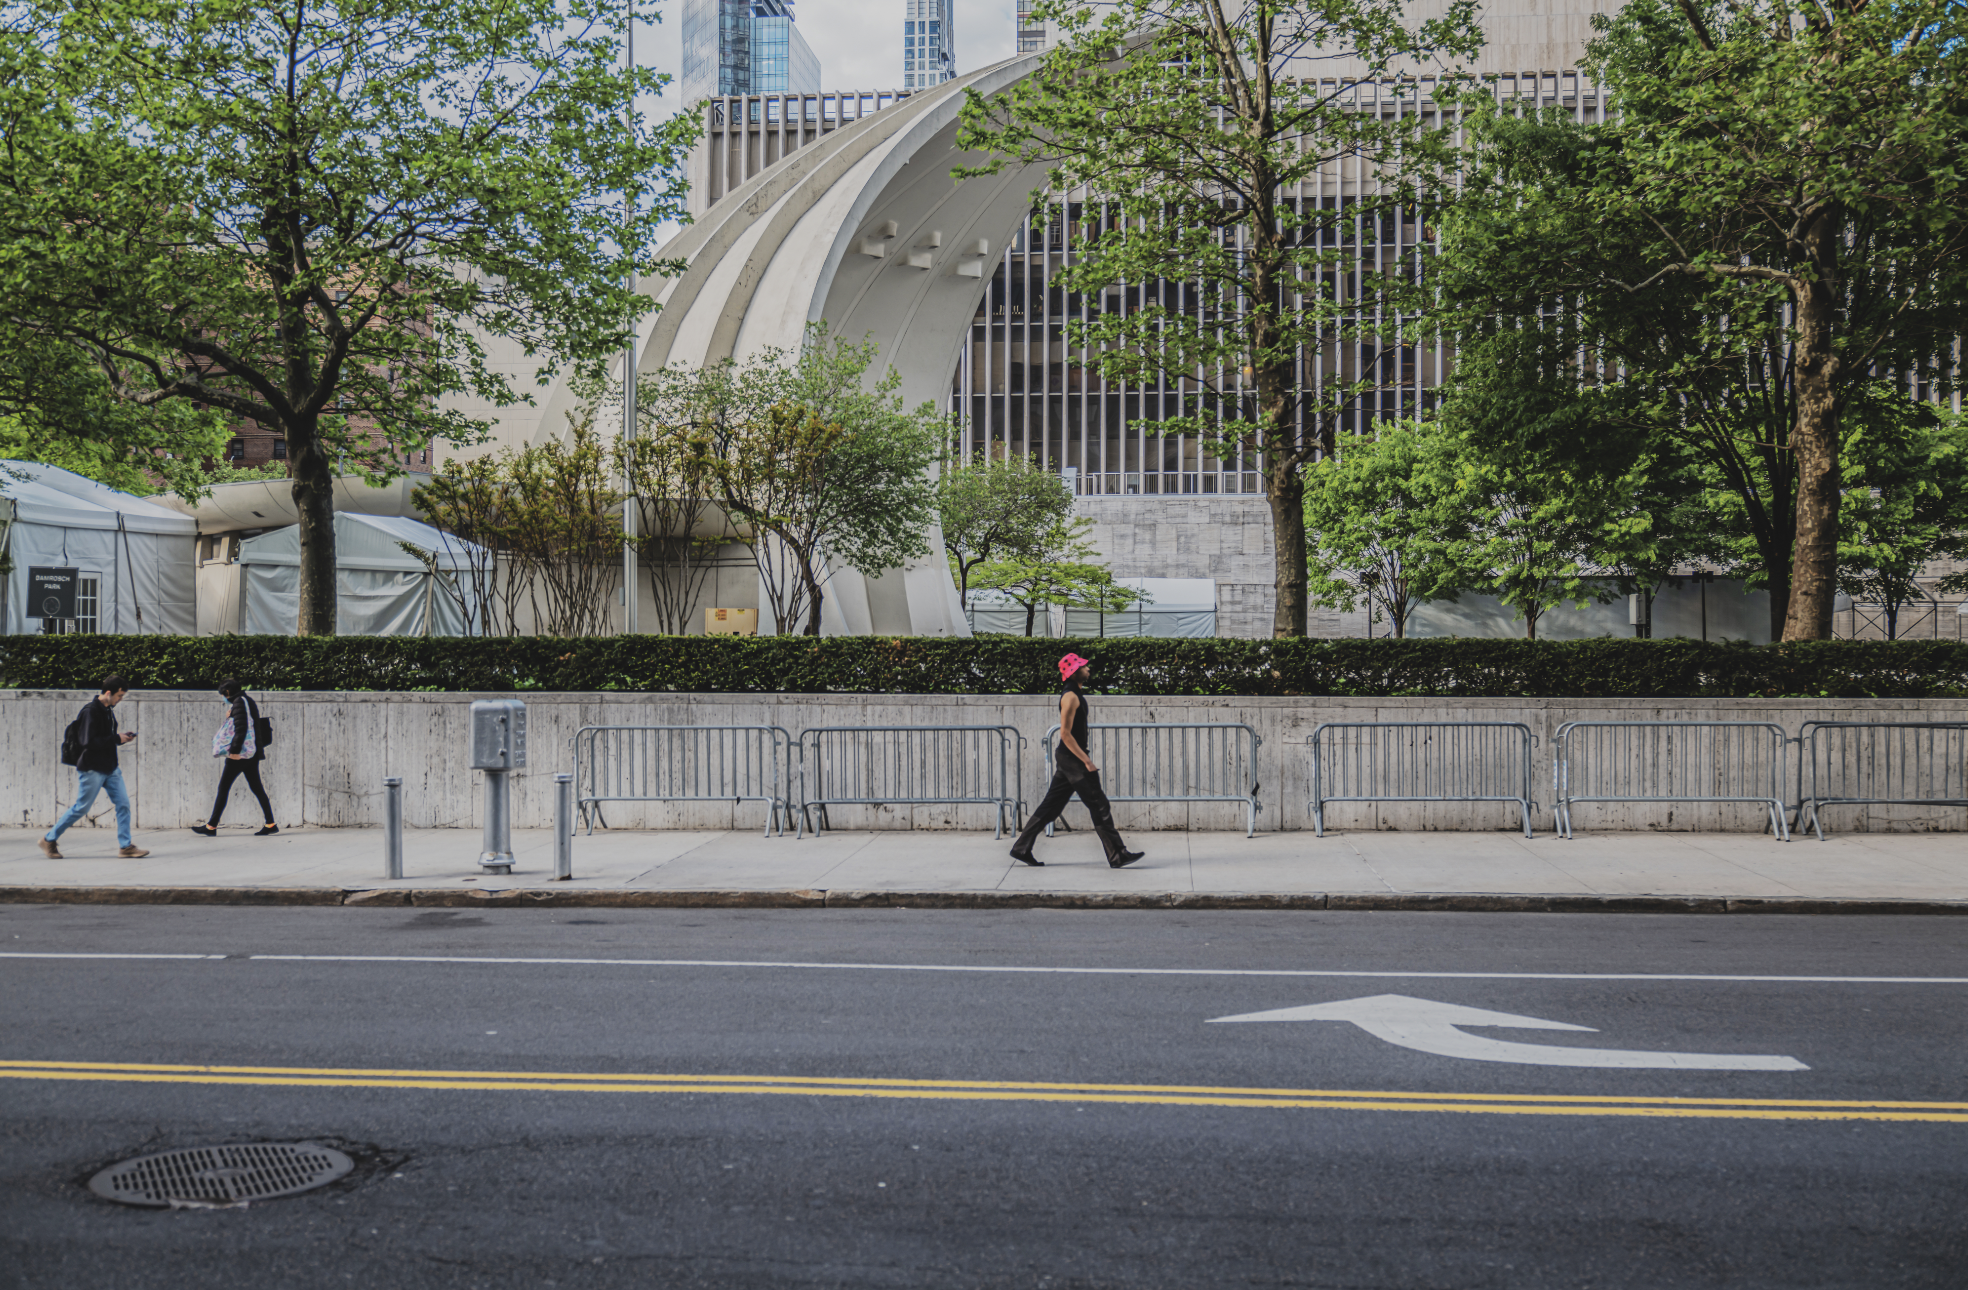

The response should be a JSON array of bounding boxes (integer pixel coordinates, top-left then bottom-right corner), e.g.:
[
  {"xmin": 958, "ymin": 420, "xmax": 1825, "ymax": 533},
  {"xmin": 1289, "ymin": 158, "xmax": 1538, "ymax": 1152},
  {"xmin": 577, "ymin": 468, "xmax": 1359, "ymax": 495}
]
[
  {"xmin": 252, "ymin": 695, "xmax": 273, "ymax": 751},
  {"xmin": 59, "ymin": 704, "xmax": 91, "ymax": 767}
]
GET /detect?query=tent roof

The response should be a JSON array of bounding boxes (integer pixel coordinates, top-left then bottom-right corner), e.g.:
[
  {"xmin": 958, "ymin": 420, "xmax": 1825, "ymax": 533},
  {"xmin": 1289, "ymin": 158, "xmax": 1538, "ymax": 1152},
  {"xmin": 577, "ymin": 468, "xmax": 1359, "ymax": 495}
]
[
  {"xmin": 238, "ymin": 512, "xmax": 487, "ymax": 572},
  {"xmin": 0, "ymin": 461, "xmax": 198, "ymax": 535}
]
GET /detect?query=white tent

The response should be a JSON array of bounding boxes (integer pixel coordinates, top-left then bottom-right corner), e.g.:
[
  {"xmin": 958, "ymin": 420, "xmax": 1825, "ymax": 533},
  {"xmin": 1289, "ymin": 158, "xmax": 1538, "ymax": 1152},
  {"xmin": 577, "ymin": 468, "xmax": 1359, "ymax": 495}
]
[
  {"xmin": 236, "ymin": 513, "xmax": 486, "ymax": 636},
  {"xmin": 1061, "ymin": 578, "xmax": 1218, "ymax": 639},
  {"xmin": 0, "ymin": 461, "xmax": 197, "ymax": 636},
  {"xmin": 966, "ymin": 588, "xmax": 1057, "ymax": 637},
  {"xmin": 965, "ymin": 578, "xmax": 1219, "ymax": 639}
]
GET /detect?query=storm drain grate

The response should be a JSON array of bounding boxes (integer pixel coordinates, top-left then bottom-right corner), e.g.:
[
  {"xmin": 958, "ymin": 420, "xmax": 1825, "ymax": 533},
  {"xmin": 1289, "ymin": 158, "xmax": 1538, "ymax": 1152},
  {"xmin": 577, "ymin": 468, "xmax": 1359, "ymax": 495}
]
[{"xmin": 88, "ymin": 1142, "xmax": 355, "ymax": 1207}]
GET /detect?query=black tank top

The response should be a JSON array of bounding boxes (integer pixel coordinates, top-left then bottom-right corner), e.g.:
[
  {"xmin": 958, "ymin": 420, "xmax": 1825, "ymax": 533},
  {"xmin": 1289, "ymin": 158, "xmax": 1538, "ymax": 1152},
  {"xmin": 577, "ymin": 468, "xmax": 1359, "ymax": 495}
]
[{"xmin": 1060, "ymin": 686, "xmax": 1090, "ymax": 762}]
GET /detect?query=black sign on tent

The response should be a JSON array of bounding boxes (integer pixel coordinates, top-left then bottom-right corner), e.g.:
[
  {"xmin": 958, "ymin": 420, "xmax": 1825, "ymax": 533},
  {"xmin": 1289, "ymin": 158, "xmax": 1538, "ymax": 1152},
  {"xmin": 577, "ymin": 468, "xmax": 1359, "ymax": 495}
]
[{"xmin": 28, "ymin": 566, "xmax": 78, "ymax": 619}]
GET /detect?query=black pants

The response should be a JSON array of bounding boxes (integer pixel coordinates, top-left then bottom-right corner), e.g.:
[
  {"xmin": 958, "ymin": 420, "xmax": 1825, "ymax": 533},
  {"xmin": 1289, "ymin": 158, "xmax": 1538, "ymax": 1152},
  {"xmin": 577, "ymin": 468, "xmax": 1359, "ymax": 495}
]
[
  {"xmin": 1013, "ymin": 765, "xmax": 1128, "ymax": 859},
  {"xmin": 211, "ymin": 758, "xmax": 274, "ymax": 826}
]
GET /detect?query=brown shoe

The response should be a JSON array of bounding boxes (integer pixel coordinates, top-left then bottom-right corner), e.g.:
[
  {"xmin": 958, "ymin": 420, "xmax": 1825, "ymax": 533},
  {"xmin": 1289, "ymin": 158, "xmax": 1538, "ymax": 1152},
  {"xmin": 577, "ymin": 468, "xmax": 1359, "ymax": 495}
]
[
  {"xmin": 119, "ymin": 845, "xmax": 150, "ymax": 858},
  {"xmin": 39, "ymin": 837, "xmax": 61, "ymax": 859}
]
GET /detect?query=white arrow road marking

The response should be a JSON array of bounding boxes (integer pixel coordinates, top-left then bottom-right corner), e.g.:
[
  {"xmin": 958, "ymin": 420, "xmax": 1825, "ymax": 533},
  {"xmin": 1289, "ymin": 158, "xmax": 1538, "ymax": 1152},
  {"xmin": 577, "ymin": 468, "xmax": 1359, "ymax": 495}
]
[{"xmin": 1209, "ymin": 994, "xmax": 1809, "ymax": 1071}]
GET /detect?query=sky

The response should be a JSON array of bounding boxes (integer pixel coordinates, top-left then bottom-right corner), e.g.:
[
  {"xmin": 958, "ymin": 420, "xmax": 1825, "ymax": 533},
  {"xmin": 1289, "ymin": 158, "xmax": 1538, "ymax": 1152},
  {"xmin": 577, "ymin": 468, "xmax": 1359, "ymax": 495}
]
[{"xmin": 637, "ymin": 0, "xmax": 1020, "ymax": 107}]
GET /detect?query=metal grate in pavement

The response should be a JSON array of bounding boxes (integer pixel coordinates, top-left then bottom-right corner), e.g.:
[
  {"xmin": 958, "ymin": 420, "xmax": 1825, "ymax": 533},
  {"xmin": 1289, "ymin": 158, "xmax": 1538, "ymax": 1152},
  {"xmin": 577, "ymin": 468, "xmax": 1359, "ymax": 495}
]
[{"xmin": 88, "ymin": 1142, "xmax": 354, "ymax": 1207}]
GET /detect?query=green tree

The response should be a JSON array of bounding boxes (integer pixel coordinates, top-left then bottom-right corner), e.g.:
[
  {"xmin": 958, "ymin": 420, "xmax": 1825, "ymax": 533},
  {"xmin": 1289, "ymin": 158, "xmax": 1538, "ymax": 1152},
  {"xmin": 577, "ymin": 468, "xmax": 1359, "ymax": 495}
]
[
  {"xmin": 1302, "ymin": 424, "xmax": 1457, "ymax": 639},
  {"xmin": 971, "ymin": 515, "xmax": 1143, "ymax": 637},
  {"xmin": 1434, "ymin": 0, "xmax": 1968, "ymax": 640},
  {"xmin": 619, "ymin": 405, "xmax": 733, "ymax": 638},
  {"xmin": 503, "ymin": 410, "xmax": 624, "ymax": 638},
  {"xmin": 0, "ymin": 0, "xmax": 694, "ymax": 634},
  {"xmin": 1411, "ymin": 419, "xmax": 1658, "ymax": 640},
  {"xmin": 1838, "ymin": 415, "xmax": 1968, "ymax": 640},
  {"xmin": 676, "ymin": 326, "xmax": 943, "ymax": 636},
  {"xmin": 407, "ymin": 456, "xmax": 514, "ymax": 637},
  {"xmin": 956, "ymin": 0, "xmax": 1481, "ymax": 638},
  {"xmin": 937, "ymin": 457, "xmax": 1075, "ymax": 611}
]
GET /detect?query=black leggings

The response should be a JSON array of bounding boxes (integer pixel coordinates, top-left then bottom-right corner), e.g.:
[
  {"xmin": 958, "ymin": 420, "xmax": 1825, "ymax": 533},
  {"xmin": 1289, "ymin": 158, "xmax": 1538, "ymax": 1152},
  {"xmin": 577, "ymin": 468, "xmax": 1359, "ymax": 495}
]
[
  {"xmin": 1013, "ymin": 763, "xmax": 1128, "ymax": 859},
  {"xmin": 210, "ymin": 758, "xmax": 274, "ymax": 826}
]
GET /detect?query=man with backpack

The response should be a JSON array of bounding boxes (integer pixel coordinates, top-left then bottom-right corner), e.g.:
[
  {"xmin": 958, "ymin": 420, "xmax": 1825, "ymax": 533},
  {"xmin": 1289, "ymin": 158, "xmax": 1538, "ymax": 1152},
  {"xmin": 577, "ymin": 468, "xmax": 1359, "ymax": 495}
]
[{"xmin": 42, "ymin": 676, "xmax": 148, "ymax": 859}]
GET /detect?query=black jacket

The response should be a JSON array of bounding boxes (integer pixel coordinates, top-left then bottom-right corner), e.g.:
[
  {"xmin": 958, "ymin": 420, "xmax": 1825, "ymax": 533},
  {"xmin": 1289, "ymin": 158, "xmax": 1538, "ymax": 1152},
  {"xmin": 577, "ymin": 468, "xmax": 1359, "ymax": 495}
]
[
  {"xmin": 77, "ymin": 698, "xmax": 121, "ymax": 775},
  {"xmin": 226, "ymin": 694, "xmax": 263, "ymax": 761}
]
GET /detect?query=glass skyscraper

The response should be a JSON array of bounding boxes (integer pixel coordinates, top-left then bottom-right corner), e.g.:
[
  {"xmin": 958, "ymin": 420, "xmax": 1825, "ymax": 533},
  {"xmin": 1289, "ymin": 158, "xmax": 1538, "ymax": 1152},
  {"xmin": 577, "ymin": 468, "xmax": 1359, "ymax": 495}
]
[
  {"xmin": 901, "ymin": 0, "xmax": 953, "ymax": 90},
  {"xmin": 681, "ymin": 0, "xmax": 820, "ymax": 101}
]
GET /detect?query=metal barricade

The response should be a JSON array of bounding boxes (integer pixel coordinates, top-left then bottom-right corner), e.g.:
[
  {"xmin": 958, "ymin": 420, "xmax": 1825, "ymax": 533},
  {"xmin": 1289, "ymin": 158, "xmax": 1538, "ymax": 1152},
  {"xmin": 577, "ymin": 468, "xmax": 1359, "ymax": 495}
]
[
  {"xmin": 572, "ymin": 726, "xmax": 795, "ymax": 837},
  {"xmin": 1308, "ymin": 723, "xmax": 1538, "ymax": 838},
  {"xmin": 797, "ymin": 726, "xmax": 1025, "ymax": 839},
  {"xmin": 1553, "ymin": 722, "xmax": 1789, "ymax": 840},
  {"xmin": 1795, "ymin": 722, "xmax": 1968, "ymax": 840},
  {"xmin": 1043, "ymin": 723, "xmax": 1263, "ymax": 837}
]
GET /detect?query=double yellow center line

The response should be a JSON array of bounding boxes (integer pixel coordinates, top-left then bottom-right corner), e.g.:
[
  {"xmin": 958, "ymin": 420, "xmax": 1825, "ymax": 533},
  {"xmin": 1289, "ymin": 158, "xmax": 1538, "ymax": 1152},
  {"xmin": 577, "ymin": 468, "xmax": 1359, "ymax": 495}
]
[{"xmin": 5, "ymin": 1058, "xmax": 1966, "ymax": 1123}]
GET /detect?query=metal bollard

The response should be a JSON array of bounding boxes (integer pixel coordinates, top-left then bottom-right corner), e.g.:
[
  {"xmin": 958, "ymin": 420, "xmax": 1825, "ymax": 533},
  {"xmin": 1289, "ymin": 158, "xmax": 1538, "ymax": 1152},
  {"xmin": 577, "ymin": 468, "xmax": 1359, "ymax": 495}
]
[
  {"xmin": 383, "ymin": 776, "xmax": 403, "ymax": 880},
  {"xmin": 554, "ymin": 773, "xmax": 574, "ymax": 881}
]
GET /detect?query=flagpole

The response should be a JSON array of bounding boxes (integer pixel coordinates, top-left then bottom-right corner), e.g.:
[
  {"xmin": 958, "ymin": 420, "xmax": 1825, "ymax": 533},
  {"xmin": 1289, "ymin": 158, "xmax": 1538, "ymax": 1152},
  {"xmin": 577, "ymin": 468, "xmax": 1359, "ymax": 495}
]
[{"xmin": 621, "ymin": 0, "xmax": 640, "ymax": 635}]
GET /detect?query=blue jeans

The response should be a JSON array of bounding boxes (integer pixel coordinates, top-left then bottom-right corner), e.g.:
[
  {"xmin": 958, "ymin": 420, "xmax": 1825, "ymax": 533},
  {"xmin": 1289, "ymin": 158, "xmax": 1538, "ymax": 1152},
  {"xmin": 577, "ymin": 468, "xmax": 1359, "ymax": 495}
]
[{"xmin": 47, "ymin": 768, "xmax": 133, "ymax": 848}]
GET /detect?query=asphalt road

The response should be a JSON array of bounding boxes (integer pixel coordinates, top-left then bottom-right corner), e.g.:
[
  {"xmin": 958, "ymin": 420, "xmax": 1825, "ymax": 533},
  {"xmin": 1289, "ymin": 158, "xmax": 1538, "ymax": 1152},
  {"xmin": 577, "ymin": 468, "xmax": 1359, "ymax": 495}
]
[{"xmin": 4, "ymin": 905, "xmax": 1967, "ymax": 1289}]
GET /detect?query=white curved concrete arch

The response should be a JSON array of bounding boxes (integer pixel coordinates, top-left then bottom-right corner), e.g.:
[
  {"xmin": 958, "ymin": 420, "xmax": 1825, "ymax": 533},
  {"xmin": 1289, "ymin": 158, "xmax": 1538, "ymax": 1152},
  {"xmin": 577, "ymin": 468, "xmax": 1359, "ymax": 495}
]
[{"xmin": 524, "ymin": 54, "xmax": 1051, "ymax": 637}]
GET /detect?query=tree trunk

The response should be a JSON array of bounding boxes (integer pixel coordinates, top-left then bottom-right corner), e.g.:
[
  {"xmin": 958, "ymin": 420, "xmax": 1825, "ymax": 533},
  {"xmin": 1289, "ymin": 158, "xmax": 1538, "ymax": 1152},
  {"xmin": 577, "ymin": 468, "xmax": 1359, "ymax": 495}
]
[
  {"xmin": 1025, "ymin": 600, "xmax": 1038, "ymax": 636},
  {"xmin": 1783, "ymin": 295, "xmax": 1841, "ymax": 641},
  {"xmin": 1267, "ymin": 462, "xmax": 1308, "ymax": 637},
  {"xmin": 800, "ymin": 556, "xmax": 825, "ymax": 637},
  {"xmin": 291, "ymin": 415, "xmax": 338, "ymax": 636}
]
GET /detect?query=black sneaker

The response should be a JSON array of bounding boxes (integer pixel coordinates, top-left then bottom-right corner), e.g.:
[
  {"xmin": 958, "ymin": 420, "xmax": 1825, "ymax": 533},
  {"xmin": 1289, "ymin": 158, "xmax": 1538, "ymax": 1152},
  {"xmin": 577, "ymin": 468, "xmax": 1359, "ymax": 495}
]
[
  {"xmin": 254, "ymin": 824, "xmax": 280, "ymax": 837},
  {"xmin": 1107, "ymin": 850, "xmax": 1145, "ymax": 869},
  {"xmin": 189, "ymin": 824, "xmax": 217, "ymax": 838},
  {"xmin": 1009, "ymin": 847, "xmax": 1043, "ymax": 867}
]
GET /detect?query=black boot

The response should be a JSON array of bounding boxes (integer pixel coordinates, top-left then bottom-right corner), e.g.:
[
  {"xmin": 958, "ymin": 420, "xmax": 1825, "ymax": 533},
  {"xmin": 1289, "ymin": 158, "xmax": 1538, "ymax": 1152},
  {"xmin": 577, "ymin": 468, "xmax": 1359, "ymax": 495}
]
[
  {"xmin": 1108, "ymin": 849, "xmax": 1145, "ymax": 868},
  {"xmin": 1009, "ymin": 846, "xmax": 1043, "ymax": 867}
]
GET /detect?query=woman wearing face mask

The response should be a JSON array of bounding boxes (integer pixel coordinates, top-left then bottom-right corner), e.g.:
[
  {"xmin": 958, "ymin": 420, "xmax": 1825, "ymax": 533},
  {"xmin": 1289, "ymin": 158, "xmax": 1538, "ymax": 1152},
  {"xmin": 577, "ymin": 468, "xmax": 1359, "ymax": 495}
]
[
  {"xmin": 1007, "ymin": 653, "xmax": 1143, "ymax": 869},
  {"xmin": 191, "ymin": 677, "xmax": 277, "ymax": 838}
]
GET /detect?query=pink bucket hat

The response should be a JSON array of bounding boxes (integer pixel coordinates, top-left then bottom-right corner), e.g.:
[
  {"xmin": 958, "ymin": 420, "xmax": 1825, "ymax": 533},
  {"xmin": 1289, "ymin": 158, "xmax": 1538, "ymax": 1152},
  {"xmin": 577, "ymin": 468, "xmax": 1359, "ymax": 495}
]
[{"xmin": 1059, "ymin": 653, "xmax": 1091, "ymax": 682}]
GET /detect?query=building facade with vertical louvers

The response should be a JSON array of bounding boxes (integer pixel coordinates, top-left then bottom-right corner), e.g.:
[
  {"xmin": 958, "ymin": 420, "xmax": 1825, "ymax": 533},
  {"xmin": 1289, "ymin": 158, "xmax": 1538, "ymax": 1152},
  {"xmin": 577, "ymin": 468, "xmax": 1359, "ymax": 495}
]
[{"xmin": 686, "ymin": 75, "xmax": 1603, "ymax": 636}]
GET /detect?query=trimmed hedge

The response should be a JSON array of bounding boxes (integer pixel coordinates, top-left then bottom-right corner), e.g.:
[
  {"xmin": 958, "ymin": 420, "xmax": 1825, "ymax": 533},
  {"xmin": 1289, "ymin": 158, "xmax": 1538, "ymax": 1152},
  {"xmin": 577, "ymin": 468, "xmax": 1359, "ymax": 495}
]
[{"xmin": 5, "ymin": 634, "xmax": 1968, "ymax": 698}]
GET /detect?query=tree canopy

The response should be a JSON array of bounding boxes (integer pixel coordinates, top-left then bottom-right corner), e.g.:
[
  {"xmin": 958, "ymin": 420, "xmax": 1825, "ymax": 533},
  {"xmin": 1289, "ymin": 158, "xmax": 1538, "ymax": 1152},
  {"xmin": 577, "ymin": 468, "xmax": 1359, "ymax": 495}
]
[
  {"xmin": 1433, "ymin": 0, "xmax": 1968, "ymax": 640},
  {"xmin": 0, "ymin": 0, "xmax": 695, "ymax": 633},
  {"xmin": 648, "ymin": 325, "xmax": 944, "ymax": 637},
  {"xmin": 938, "ymin": 457, "xmax": 1076, "ymax": 611}
]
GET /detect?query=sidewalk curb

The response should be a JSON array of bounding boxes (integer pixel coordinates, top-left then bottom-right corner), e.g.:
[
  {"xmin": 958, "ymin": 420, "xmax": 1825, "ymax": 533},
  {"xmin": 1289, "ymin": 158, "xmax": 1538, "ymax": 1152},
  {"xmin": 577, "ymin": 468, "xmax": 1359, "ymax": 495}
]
[{"xmin": 3, "ymin": 886, "xmax": 1966, "ymax": 914}]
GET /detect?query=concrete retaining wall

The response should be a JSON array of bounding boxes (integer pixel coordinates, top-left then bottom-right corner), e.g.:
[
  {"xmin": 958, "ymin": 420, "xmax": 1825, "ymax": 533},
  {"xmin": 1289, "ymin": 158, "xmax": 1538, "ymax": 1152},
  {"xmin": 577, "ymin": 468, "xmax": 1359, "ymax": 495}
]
[{"xmin": 8, "ymin": 690, "xmax": 1965, "ymax": 835}]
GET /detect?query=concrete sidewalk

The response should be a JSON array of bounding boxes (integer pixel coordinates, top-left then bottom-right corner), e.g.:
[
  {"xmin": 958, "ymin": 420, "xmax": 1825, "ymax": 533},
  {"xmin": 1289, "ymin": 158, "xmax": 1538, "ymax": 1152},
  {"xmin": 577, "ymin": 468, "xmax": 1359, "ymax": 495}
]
[{"xmin": 3, "ymin": 824, "xmax": 1966, "ymax": 912}]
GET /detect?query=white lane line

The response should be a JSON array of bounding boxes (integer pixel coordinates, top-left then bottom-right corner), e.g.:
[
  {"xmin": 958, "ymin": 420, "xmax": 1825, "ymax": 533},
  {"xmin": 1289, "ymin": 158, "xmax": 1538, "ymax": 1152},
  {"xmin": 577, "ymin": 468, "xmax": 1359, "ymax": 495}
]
[
  {"xmin": 5, "ymin": 951, "xmax": 1967, "ymax": 984},
  {"xmin": 227, "ymin": 955, "xmax": 1968, "ymax": 983},
  {"xmin": 0, "ymin": 952, "xmax": 227, "ymax": 960}
]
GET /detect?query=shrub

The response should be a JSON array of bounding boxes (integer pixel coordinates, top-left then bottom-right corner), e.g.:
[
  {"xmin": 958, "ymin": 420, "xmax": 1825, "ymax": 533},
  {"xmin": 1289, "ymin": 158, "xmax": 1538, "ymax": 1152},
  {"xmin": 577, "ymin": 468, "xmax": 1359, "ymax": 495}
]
[{"xmin": 4, "ymin": 635, "xmax": 1968, "ymax": 698}]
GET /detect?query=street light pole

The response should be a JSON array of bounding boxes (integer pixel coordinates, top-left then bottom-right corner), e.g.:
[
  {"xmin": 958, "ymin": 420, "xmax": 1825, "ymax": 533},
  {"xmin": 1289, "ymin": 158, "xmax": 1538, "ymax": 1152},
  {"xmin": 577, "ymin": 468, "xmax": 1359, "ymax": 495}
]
[{"xmin": 620, "ymin": 0, "xmax": 640, "ymax": 636}]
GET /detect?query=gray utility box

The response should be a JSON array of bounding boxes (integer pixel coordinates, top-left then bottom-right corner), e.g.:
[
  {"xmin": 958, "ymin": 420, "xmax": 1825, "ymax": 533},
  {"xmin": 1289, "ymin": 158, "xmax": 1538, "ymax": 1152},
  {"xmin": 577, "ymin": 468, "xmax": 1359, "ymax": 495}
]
[{"xmin": 469, "ymin": 700, "xmax": 528, "ymax": 771}]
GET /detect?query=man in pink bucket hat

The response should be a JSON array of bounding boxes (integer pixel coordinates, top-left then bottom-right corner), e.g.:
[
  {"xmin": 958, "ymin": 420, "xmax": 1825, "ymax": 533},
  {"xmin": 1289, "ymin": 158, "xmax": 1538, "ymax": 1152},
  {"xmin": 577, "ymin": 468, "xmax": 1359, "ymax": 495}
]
[{"xmin": 1007, "ymin": 652, "xmax": 1144, "ymax": 868}]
